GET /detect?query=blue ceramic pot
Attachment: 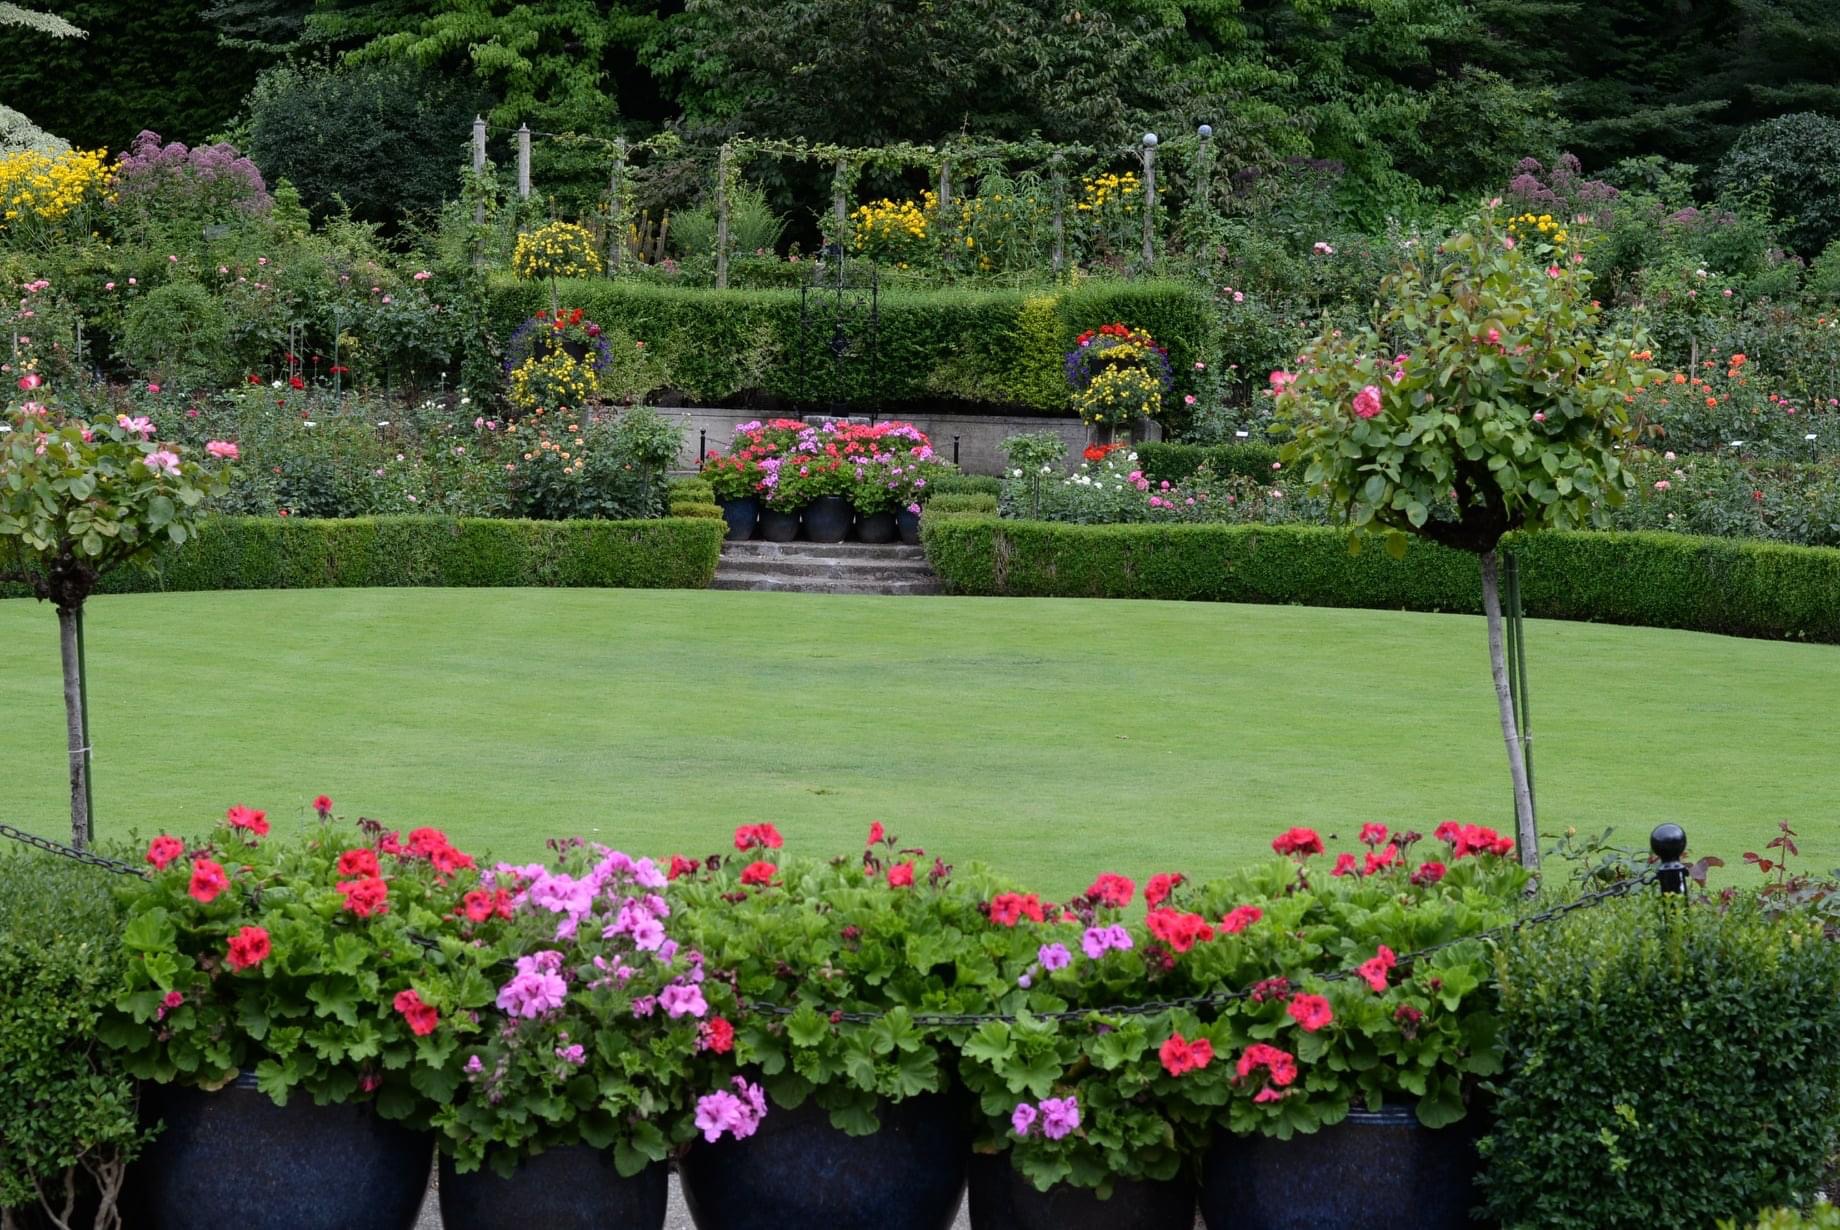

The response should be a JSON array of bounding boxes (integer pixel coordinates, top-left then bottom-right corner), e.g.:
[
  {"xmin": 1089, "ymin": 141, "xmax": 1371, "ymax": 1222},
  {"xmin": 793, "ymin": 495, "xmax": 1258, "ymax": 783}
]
[
  {"xmin": 719, "ymin": 497, "xmax": 759, "ymax": 541},
  {"xmin": 897, "ymin": 507, "xmax": 922, "ymax": 545},
  {"xmin": 759, "ymin": 506, "xmax": 801, "ymax": 542},
  {"xmin": 439, "ymin": 1146, "xmax": 666, "ymax": 1230},
  {"xmin": 802, "ymin": 495, "xmax": 853, "ymax": 543},
  {"xmin": 127, "ymin": 1074, "xmax": 433, "ymax": 1230},
  {"xmin": 1199, "ymin": 1105, "xmax": 1482, "ymax": 1230},
  {"xmin": 679, "ymin": 1091, "xmax": 967, "ymax": 1230},
  {"xmin": 967, "ymin": 1152, "xmax": 1194, "ymax": 1230},
  {"xmin": 855, "ymin": 510, "xmax": 898, "ymax": 544}
]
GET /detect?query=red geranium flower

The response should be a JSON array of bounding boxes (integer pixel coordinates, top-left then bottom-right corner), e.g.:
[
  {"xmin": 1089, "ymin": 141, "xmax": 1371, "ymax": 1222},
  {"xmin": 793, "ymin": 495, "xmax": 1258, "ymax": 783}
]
[
  {"xmin": 146, "ymin": 834, "xmax": 185, "ymax": 870},
  {"xmin": 667, "ymin": 854, "xmax": 700, "ymax": 880},
  {"xmin": 887, "ymin": 861, "xmax": 916, "ymax": 888},
  {"xmin": 226, "ymin": 925, "xmax": 271, "ymax": 971},
  {"xmin": 1330, "ymin": 852, "xmax": 1358, "ymax": 877},
  {"xmin": 1085, "ymin": 873, "xmax": 1135, "ymax": 909},
  {"xmin": 407, "ymin": 827, "xmax": 451, "ymax": 858},
  {"xmin": 733, "ymin": 823, "xmax": 784, "ymax": 852},
  {"xmin": 312, "ymin": 795, "xmax": 334, "ymax": 816},
  {"xmin": 1363, "ymin": 845, "xmax": 1401, "ymax": 876},
  {"xmin": 1159, "ymin": 1031, "xmax": 1215, "ymax": 1077},
  {"xmin": 188, "ymin": 858, "xmax": 229, "ymax": 904},
  {"xmin": 1146, "ymin": 908, "xmax": 1215, "ymax": 952},
  {"xmin": 430, "ymin": 845, "xmax": 476, "ymax": 879},
  {"xmin": 1358, "ymin": 944, "xmax": 1397, "ymax": 993},
  {"xmin": 1271, "ymin": 827, "xmax": 1324, "ymax": 858},
  {"xmin": 1358, "ymin": 823, "xmax": 1389, "ymax": 847},
  {"xmin": 226, "ymin": 804, "xmax": 269, "ymax": 838},
  {"xmin": 1219, "ymin": 904, "xmax": 1263, "ymax": 934},
  {"xmin": 460, "ymin": 890, "xmax": 493, "ymax": 922},
  {"xmin": 1410, "ymin": 860, "xmax": 1447, "ymax": 886},
  {"xmin": 700, "ymin": 1017, "xmax": 735, "ymax": 1054},
  {"xmin": 1144, "ymin": 872, "xmax": 1185, "ymax": 908},
  {"xmin": 337, "ymin": 876, "xmax": 390, "ymax": 918},
  {"xmin": 337, "ymin": 848, "xmax": 380, "ymax": 878},
  {"xmin": 393, "ymin": 988, "xmax": 439, "ymax": 1036},
  {"xmin": 739, "ymin": 861, "xmax": 778, "ymax": 887},
  {"xmin": 867, "ymin": 821, "xmax": 885, "ymax": 845},
  {"xmin": 987, "ymin": 892, "xmax": 1047, "ymax": 927},
  {"xmin": 1237, "ymin": 1042, "xmax": 1298, "ymax": 1088},
  {"xmin": 1287, "ymin": 993, "xmax": 1334, "ymax": 1033}
]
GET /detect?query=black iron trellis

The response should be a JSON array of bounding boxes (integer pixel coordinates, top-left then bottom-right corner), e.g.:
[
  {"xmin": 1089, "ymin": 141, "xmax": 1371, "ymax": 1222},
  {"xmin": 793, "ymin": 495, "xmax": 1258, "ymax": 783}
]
[{"xmin": 799, "ymin": 249, "xmax": 879, "ymax": 418}]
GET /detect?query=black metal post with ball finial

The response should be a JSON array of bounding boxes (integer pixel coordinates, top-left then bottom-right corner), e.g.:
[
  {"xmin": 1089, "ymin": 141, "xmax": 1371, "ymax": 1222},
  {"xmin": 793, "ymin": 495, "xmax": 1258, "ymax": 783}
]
[{"xmin": 1651, "ymin": 823, "xmax": 1689, "ymax": 895}]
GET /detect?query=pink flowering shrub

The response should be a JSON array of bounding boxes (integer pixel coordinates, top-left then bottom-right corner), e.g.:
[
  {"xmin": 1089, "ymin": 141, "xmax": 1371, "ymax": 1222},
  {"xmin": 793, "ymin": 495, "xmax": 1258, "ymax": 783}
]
[
  {"xmin": 112, "ymin": 130, "xmax": 271, "ymax": 226},
  {"xmin": 433, "ymin": 841, "xmax": 746, "ymax": 1176}
]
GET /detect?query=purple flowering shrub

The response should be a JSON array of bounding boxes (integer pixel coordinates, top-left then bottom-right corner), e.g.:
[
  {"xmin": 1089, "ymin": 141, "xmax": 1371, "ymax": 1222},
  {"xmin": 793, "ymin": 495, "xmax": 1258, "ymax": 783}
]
[{"xmin": 111, "ymin": 130, "xmax": 271, "ymax": 234}]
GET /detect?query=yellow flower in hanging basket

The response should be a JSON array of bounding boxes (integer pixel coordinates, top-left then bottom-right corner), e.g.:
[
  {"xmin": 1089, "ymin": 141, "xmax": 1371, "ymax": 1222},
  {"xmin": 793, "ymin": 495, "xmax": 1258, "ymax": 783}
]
[{"xmin": 1072, "ymin": 364, "xmax": 1162, "ymax": 428}]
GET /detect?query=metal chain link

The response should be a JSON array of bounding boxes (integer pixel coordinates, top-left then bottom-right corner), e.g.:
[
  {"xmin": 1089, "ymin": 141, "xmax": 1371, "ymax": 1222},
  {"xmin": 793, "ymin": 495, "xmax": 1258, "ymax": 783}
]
[
  {"xmin": 0, "ymin": 821, "xmax": 1661, "ymax": 1028},
  {"xmin": 0, "ymin": 822, "xmax": 148, "ymax": 877}
]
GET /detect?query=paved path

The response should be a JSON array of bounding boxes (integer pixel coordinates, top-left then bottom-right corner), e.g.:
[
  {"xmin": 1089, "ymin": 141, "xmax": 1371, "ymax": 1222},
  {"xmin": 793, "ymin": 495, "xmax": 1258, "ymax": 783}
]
[{"xmin": 413, "ymin": 1171, "xmax": 974, "ymax": 1230}]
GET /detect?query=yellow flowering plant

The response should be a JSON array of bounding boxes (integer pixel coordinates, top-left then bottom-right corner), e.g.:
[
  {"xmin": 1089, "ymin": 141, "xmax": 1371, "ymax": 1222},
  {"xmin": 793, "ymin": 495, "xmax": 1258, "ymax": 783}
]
[
  {"xmin": 0, "ymin": 148, "xmax": 112, "ymax": 249},
  {"xmin": 1073, "ymin": 365, "xmax": 1162, "ymax": 432},
  {"xmin": 850, "ymin": 194, "xmax": 932, "ymax": 268},
  {"xmin": 509, "ymin": 351, "xmax": 599, "ymax": 414},
  {"xmin": 512, "ymin": 222, "xmax": 600, "ymax": 310},
  {"xmin": 1074, "ymin": 169, "xmax": 1141, "ymax": 265}
]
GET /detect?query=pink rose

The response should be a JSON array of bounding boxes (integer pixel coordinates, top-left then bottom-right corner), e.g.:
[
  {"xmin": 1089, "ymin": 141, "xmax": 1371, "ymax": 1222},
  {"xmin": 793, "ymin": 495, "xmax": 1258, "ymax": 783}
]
[{"xmin": 1352, "ymin": 385, "xmax": 1383, "ymax": 419}]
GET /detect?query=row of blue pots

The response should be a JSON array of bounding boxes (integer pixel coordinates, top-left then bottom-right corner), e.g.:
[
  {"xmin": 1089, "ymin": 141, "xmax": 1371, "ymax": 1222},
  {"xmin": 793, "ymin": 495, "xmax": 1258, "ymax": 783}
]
[
  {"xmin": 720, "ymin": 495, "xmax": 923, "ymax": 545},
  {"xmin": 120, "ymin": 1078, "xmax": 1482, "ymax": 1230}
]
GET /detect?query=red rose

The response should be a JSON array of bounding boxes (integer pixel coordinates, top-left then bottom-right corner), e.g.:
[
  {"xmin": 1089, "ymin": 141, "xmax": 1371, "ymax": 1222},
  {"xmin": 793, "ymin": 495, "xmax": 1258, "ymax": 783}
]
[
  {"xmin": 226, "ymin": 925, "xmax": 271, "ymax": 971},
  {"xmin": 188, "ymin": 858, "xmax": 229, "ymax": 904},
  {"xmin": 288, "ymin": 375, "xmax": 305, "ymax": 390},
  {"xmin": 146, "ymin": 834, "xmax": 185, "ymax": 870}
]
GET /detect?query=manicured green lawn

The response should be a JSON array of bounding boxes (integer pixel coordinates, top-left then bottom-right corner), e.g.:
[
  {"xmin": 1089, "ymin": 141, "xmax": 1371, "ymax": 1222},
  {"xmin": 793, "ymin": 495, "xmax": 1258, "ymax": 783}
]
[{"xmin": 0, "ymin": 588, "xmax": 1834, "ymax": 895}]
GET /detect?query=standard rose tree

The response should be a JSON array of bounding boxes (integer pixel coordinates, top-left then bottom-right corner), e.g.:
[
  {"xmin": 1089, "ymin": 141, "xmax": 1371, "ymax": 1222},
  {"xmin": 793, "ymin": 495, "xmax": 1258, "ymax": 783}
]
[
  {"xmin": 0, "ymin": 392, "xmax": 234, "ymax": 845},
  {"xmin": 1274, "ymin": 207, "xmax": 1661, "ymax": 865}
]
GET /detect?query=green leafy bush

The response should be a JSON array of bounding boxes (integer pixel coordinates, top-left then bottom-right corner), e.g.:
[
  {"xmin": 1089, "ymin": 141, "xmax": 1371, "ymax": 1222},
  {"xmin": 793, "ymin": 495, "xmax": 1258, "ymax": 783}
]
[
  {"xmin": 1480, "ymin": 897, "xmax": 1840, "ymax": 1229},
  {"xmin": 925, "ymin": 493, "xmax": 997, "ymax": 515},
  {"xmin": 119, "ymin": 281, "xmax": 232, "ymax": 389},
  {"xmin": 1134, "ymin": 442, "xmax": 1286, "ymax": 485},
  {"xmin": 919, "ymin": 518, "xmax": 1840, "ymax": 642},
  {"xmin": 0, "ymin": 850, "xmax": 149, "ymax": 1225},
  {"xmin": 669, "ymin": 500, "xmax": 723, "ymax": 519},
  {"xmin": 925, "ymin": 473, "xmax": 1003, "ymax": 498},
  {"xmin": 484, "ymin": 278, "xmax": 1209, "ymax": 412},
  {"xmin": 0, "ymin": 515, "xmax": 723, "ymax": 597},
  {"xmin": 1718, "ymin": 113, "xmax": 1840, "ymax": 257}
]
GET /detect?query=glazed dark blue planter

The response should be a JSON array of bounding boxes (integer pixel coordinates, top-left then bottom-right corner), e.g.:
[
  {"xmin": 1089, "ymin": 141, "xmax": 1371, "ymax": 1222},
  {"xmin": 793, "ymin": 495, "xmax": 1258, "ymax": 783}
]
[
  {"xmin": 438, "ymin": 1146, "xmax": 666, "ymax": 1230},
  {"xmin": 897, "ymin": 507, "xmax": 922, "ymax": 546},
  {"xmin": 855, "ymin": 510, "xmax": 898, "ymax": 544},
  {"xmin": 802, "ymin": 495, "xmax": 853, "ymax": 543},
  {"xmin": 720, "ymin": 497, "xmax": 759, "ymax": 541},
  {"xmin": 679, "ymin": 1091, "xmax": 968, "ymax": 1230},
  {"xmin": 126, "ymin": 1074, "xmax": 433, "ymax": 1230},
  {"xmin": 967, "ymin": 1151, "xmax": 1194, "ymax": 1230},
  {"xmin": 1199, "ymin": 1105, "xmax": 1482, "ymax": 1230},
  {"xmin": 759, "ymin": 506, "xmax": 801, "ymax": 542}
]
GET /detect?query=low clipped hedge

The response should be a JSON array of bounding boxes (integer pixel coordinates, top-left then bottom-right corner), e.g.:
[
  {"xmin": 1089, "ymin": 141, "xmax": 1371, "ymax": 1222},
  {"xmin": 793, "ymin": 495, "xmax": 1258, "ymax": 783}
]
[
  {"xmin": 488, "ymin": 277, "xmax": 1210, "ymax": 412},
  {"xmin": 926, "ymin": 474, "xmax": 1004, "ymax": 498},
  {"xmin": 926, "ymin": 493, "xmax": 999, "ymax": 516},
  {"xmin": 1133, "ymin": 441, "xmax": 1286, "ymax": 484},
  {"xmin": 920, "ymin": 518, "xmax": 1840, "ymax": 642},
  {"xmin": 0, "ymin": 516, "xmax": 724, "ymax": 599}
]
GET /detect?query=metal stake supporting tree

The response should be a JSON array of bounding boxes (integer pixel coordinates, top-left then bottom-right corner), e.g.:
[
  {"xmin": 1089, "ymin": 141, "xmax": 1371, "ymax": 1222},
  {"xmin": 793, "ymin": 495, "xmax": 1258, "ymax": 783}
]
[{"xmin": 1503, "ymin": 552, "xmax": 1536, "ymax": 822}]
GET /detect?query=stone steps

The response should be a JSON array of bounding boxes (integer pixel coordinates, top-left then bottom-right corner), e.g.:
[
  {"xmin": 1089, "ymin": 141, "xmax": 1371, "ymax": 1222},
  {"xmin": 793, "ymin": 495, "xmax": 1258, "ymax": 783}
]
[{"xmin": 711, "ymin": 539, "xmax": 942, "ymax": 595}]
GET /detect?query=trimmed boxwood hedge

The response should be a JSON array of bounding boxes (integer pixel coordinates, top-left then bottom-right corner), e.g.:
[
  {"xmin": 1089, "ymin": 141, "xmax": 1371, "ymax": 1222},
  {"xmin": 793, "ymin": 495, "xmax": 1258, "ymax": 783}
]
[
  {"xmin": 1133, "ymin": 441, "xmax": 1286, "ymax": 483},
  {"xmin": 488, "ymin": 277, "xmax": 1210, "ymax": 412},
  {"xmin": 921, "ymin": 518, "xmax": 1840, "ymax": 642},
  {"xmin": 0, "ymin": 516, "xmax": 723, "ymax": 599}
]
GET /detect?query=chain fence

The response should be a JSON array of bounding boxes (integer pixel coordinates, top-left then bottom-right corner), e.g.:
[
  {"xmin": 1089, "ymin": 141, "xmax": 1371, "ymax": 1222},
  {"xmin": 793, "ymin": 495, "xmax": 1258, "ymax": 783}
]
[{"xmin": 0, "ymin": 820, "xmax": 1664, "ymax": 1030}]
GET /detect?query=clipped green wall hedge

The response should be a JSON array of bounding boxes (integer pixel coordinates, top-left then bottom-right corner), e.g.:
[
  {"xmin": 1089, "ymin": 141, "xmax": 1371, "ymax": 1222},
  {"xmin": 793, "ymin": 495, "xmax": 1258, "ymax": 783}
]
[
  {"xmin": 921, "ymin": 518, "xmax": 1840, "ymax": 642},
  {"xmin": 0, "ymin": 516, "xmax": 723, "ymax": 599},
  {"xmin": 1133, "ymin": 441, "xmax": 1286, "ymax": 483},
  {"xmin": 488, "ymin": 277, "xmax": 1210, "ymax": 412}
]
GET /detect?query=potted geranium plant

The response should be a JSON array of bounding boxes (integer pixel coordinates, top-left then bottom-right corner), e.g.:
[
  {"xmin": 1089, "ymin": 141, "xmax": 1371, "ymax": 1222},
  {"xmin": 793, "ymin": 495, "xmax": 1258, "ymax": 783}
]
[
  {"xmin": 431, "ymin": 841, "xmax": 746, "ymax": 1230},
  {"xmin": 1152, "ymin": 823, "xmax": 1530, "ymax": 1230},
  {"xmin": 720, "ymin": 419, "xmax": 809, "ymax": 542},
  {"xmin": 957, "ymin": 870, "xmax": 1198, "ymax": 1230},
  {"xmin": 771, "ymin": 428, "xmax": 855, "ymax": 543},
  {"xmin": 701, "ymin": 448, "xmax": 764, "ymax": 541},
  {"xmin": 100, "ymin": 801, "xmax": 498, "ymax": 1230},
  {"xmin": 666, "ymin": 824, "xmax": 1009, "ymax": 1230}
]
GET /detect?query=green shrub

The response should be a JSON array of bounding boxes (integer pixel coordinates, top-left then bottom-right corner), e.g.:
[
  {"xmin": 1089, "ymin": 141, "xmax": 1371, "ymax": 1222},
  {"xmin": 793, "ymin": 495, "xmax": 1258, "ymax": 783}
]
[
  {"xmin": 925, "ymin": 492, "xmax": 998, "ymax": 515},
  {"xmin": 1725, "ymin": 1210, "xmax": 1840, "ymax": 1230},
  {"xmin": 1718, "ymin": 113, "xmax": 1840, "ymax": 257},
  {"xmin": 668, "ymin": 476, "xmax": 717, "ymax": 503},
  {"xmin": 919, "ymin": 519, "xmax": 1840, "ymax": 642},
  {"xmin": 0, "ymin": 516, "xmax": 723, "ymax": 598},
  {"xmin": 669, "ymin": 500, "xmax": 724, "ymax": 519},
  {"xmin": 119, "ymin": 281, "xmax": 231, "ymax": 389},
  {"xmin": 484, "ymin": 277, "xmax": 1209, "ymax": 412},
  {"xmin": 1480, "ymin": 897, "xmax": 1840, "ymax": 1229},
  {"xmin": 925, "ymin": 474, "xmax": 1003, "ymax": 498},
  {"xmin": 0, "ymin": 850, "xmax": 149, "ymax": 1222},
  {"xmin": 1133, "ymin": 441, "xmax": 1286, "ymax": 484}
]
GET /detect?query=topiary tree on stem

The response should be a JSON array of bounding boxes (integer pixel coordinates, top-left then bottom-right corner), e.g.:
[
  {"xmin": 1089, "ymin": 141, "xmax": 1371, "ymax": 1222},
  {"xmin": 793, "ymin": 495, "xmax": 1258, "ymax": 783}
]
[
  {"xmin": 1275, "ymin": 206, "xmax": 1660, "ymax": 868},
  {"xmin": 0, "ymin": 391, "xmax": 233, "ymax": 847}
]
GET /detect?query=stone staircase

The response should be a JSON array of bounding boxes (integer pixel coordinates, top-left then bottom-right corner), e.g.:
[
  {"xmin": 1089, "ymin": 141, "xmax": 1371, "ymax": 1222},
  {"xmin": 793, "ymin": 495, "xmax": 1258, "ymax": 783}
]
[{"xmin": 710, "ymin": 540, "xmax": 943, "ymax": 596}]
